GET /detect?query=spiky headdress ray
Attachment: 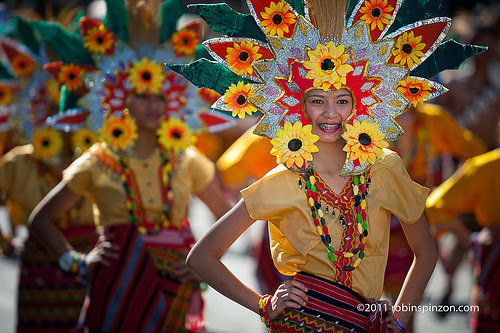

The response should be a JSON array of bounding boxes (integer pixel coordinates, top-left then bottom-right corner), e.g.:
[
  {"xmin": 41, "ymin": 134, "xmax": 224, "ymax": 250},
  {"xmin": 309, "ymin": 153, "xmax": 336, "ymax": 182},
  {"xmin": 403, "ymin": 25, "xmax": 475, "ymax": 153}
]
[{"xmin": 169, "ymin": 0, "xmax": 485, "ymax": 175}]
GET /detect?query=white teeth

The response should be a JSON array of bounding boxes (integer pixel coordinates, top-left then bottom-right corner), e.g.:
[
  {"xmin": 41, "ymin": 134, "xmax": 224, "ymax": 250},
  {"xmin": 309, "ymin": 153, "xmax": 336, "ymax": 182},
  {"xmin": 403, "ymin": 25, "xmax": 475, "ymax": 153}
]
[{"xmin": 318, "ymin": 123, "xmax": 339, "ymax": 130}]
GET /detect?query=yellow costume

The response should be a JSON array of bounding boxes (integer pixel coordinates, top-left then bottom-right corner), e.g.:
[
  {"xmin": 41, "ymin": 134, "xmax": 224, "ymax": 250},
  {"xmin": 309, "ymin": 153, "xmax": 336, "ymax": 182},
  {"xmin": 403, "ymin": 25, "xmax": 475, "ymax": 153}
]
[
  {"xmin": 242, "ymin": 150, "xmax": 428, "ymax": 299},
  {"xmin": 63, "ymin": 143, "xmax": 214, "ymax": 228}
]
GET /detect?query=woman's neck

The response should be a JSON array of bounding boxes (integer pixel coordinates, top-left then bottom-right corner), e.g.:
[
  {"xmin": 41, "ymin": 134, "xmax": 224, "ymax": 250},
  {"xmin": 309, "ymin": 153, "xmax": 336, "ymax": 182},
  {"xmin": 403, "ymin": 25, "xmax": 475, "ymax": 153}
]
[
  {"xmin": 311, "ymin": 139, "xmax": 347, "ymax": 176},
  {"xmin": 132, "ymin": 129, "xmax": 158, "ymax": 160}
]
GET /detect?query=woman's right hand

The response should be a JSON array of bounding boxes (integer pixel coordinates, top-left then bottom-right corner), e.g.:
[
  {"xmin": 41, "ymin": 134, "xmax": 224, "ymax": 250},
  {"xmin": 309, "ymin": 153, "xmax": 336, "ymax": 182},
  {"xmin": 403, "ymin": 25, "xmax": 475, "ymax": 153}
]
[
  {"xmin": 84, "ymin": 235, "xmax": 120, "ymax": 273},
  {"xmin": 267, "ymin": 280, "xmax": 309, "ymax": 320}
]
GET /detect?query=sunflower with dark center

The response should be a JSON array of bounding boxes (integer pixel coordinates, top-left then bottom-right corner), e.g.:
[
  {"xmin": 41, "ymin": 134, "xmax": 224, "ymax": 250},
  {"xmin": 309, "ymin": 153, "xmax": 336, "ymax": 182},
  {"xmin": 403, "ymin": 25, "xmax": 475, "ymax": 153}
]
[
  {"xmin": 342, "ymin": 119, "xmax": 388, "ymax": 165},
  {"xmin": 225, "ymin": 40, "xmax": 262, "ymax": 76},
  {"xmin": 127, "ymin": 58, "xmax": 166, "ymax": 94},
  {"xmin": 11, "ymin": 54, "xmax": 35, "ymax": 77},
  {"xmin": 100, "ymin": 113, "xmax": 138, "ymax": 151},
  {"xmin": 270, "ymin": 121, "xmax": 319, "ymax": 169},
  {"xmin": 391, "ymin": 31, "xmax": 426, "ymax": 68},
  {"xmin": 72, "ymin": 128, "xmax": 98, "ymax": 153},
  {"xmin": 397, "ymin": 77, "xmax": 432, "ymax": 106},
  {"xmin": 259, "ymin": 1, "xmax": 296, "ymax": 38},
  {"xmin": 359, "ymin": 0, "xmax": 394, "ymax": 31},
  {"xmin": 223, "ymin": 81, "xmax": 257, "ymax": 118},
  {"xmin": 32, "ymin": 127, "xmax": 64, "ymax": 159},
  {"xmin": 157, "ymin": 117, "xmax": 194, "ymax": 153},
  {"xmin": 83, "ymin": 25, "xmax": 116, "ymax": 54},
  {"xmin": 171, "ymin": 28, "xmax": 200, "ymax": 57},
  {"xmin": 58, "ymin": 64, "xmax": 85, "ymax": 91}
]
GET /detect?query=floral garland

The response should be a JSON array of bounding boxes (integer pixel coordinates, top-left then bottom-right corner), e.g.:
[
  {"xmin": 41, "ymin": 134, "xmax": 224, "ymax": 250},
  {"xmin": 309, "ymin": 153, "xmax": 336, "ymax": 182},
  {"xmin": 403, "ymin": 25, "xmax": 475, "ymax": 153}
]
[{"xmin": 300, "ymin": 168, "xmax": 371, "ymax": 286}]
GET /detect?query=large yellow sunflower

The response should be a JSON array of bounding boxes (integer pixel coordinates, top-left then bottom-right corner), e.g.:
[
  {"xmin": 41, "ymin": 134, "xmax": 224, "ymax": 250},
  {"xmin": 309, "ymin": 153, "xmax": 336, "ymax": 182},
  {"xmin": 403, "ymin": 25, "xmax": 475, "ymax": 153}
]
[
  {"xmin": 391, "ymin": 31, "xmax": 426, "ymax": 68},
  {"xmin": 0, "ymin": 85, "xmax": 13, "ymax": 106},
  {"xmin": 397, "ymin": 77, "xmax": 432, "ymax": 106},
  {"xmin": 260, "ymin": 1, "xmax": 297, "ymax": 38},
  {"xmin": 72, "ymin": 128, "xmax": 98, "ymax": 153},
  {"xmin": 11, "ymin": 54, "xmax": 34, "ymax": 77},
  {"xmin": 304, "ymin": 42, "xmax": 353, "ymax": 91},
  {"xmin": 83, "ymin": 25, "xmax": 116, "ymax": 54},
  {"xmin": 58, "ymin": 64, "xmax": 84, "ymax": 92},
  {"xmin": 127, "ymin": 58, "xmax": 165, "ymax": 94},
  {"xmin": 225, "ymin": 40, "xmax": 262, "ymax": 76},
  {"xmin": 342, "ymin": 118, "xmax": 388, "ymax": 165},
  {"xmin": 157, "ymin": 117, "xmax": 194, "ymax": 153},
  {"xmin": 223, "ymin": 81, "xmax": 257, "ymax": 118},
  {"xmin": 359, "ymin": 0, "xmax": 394, "ymax": 31},
  {"xmin": 32, "ymin": 127, "xmax": 64, "ymax": 159},
  {"xmin": 100, "ymin": 113, "xmax": 138, "ymax": 151},
  {"xmin": 270, "ymin": 121, "xmax": 319, "ymax": 169},
  {"xmin": 171, "ymin": 28, "xmax": 200, "ymax": 57}
]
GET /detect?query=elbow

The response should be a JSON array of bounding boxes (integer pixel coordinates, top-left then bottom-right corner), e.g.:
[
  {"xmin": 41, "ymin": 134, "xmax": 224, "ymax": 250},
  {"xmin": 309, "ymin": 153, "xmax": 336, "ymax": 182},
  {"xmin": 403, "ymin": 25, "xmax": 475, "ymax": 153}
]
[{"xmin": 185, "ymin": 247, "xmax": 201, "ymax": 273}]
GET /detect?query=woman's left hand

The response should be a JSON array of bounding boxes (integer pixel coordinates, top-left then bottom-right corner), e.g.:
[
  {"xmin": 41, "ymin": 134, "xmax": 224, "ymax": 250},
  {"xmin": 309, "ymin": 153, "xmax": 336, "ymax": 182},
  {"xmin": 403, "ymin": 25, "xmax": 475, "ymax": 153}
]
[{"xmin": 379, "ymin": 300, "xmax": 398, "ymax": 333}]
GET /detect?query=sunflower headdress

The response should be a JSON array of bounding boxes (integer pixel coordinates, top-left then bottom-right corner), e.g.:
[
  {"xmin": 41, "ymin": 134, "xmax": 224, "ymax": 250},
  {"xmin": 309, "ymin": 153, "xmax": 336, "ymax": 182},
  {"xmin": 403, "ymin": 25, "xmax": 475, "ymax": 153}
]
[
  {"xmin": 34, "ymin": 0, "xmax": 232, "ymax": 156},
  {"xmin": 169, "ymin": 0, "xmax": 485, "ymax": 175}
]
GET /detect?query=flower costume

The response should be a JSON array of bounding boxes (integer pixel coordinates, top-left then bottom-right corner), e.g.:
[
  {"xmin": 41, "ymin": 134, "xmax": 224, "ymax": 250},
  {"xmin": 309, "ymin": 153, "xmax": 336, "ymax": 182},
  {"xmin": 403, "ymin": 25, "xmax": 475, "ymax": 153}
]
[
  {"xmin": 171, "ymin": 0, "xmax": 484, "ymax": 331},
  {"xmin": 0, "ymin": 14, "xmax": 97, "ymax": 332}
]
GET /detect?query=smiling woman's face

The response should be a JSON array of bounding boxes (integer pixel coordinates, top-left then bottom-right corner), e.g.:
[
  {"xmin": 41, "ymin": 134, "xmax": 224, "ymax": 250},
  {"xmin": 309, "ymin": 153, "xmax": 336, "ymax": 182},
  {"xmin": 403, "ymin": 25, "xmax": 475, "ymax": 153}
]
[{"xmin": 304, "ymin": 88, "xmax": 353, "ymax": 143}]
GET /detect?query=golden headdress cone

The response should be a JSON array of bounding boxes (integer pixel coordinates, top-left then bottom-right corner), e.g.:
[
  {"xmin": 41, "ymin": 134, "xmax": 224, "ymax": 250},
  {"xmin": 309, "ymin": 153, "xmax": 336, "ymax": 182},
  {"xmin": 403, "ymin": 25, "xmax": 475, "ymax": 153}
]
[{"xmin": 307, "ymin": 0, "xmax": 346, "ymax": 43}]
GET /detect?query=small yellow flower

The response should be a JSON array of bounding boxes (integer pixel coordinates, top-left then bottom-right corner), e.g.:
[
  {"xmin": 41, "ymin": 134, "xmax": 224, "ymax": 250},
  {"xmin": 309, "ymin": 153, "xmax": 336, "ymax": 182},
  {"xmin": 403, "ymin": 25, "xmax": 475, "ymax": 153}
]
[
  {"xmin": 223, "ymin": 81, "xmax": 257, "ymax": 118},
  {"xmin": 342, "ymin": 118, "xmax": 388, "ymax": 165},
  {"xmin": 397, "ymin": 77, "xmax": 432, "ymax": 106},
  {"xmin": 359, "ymin": 0, "xmax": 394, "ymax": 31},
  {"xmin": 391, "ymin": 31, "xmax": 426, "ymax": 68},
  {"xmin": 72, "ymin": 128, "xmax": 98, "ymax": 153},
  {"xmin": 260, "ymin": 1, "xmax": 297, "ymax": 37},
  {"xmin": 225, "ymin": 40, "xmax": 262, "ymax": 76},
  {"xmin": 157, "ymin": 117, "xmax": 193, "ymax": 153},
  {"xmin": 11, "ymin": 53, "xmax": 35, "ymax": 77},
  {"xmin": 270, "ymin": 121, "xmax": 319, "ymax": 169},
  {"xmin": 127, "ymin": 58, "xmax": 166, "ymax": 94},
  {"xmin": 58, "ymin": 64, "xmax": 85, "ymax": 92},
  {"xmin": 83, "ymin": 24, "xmax": 116, "ymax": 54},
  {"xmin": 100, "ymin": 113, "xmax": 138, "ymax": 151},
  {"xmin": 0, "ymin": 85, "xmax": 13, "ymax": 106},
  {"xmin": 32, "ymin": 127, "xmax": 64, "ymax": 159},
  {"xmin": 171, "ymin": 28, "xmax": 200, "ymax": 57},
  {"xmin": 304, "ymin": 41, "xmax": 354, "ymax": 91}
]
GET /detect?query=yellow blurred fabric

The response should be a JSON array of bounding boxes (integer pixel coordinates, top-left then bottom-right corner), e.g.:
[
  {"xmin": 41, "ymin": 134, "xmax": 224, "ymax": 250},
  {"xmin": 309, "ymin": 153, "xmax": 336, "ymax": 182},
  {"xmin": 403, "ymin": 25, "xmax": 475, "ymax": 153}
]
[
  {"xmin": 241, "ymin": 149, "xmax": 429, "ymax": 299},
  {"xmin": 63, "ymin": 142, "xmax": 214, "ymax": 228},
  {"xmin": 425, "ymin": 149, "xmax": 500, "ymax": 227}
]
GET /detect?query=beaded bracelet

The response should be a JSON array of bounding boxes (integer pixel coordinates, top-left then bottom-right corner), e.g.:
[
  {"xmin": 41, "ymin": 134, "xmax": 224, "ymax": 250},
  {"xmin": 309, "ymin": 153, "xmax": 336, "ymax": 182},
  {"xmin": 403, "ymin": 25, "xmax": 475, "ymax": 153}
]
[
  {"xmin": 258, "ymin": 294, "xmax": 272, "ymax": 328},
  {"xmin": 395, "ymin": 318, "xmax": 406, "ymax": 333},
  {"xmin": 72, "ymin": 252, "xmax": 87, "ymax": 285}
]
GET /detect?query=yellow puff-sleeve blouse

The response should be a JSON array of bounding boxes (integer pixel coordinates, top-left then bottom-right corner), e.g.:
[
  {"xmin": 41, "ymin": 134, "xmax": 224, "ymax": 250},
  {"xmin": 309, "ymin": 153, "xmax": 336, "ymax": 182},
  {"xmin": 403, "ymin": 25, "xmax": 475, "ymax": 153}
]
[
  {"xmin": 425, "ymin": 149, "xmax": 500, "ymax": 227},
  {"xmin": 62, "ymin": 143, "xmax": 215, "ymax": 228},
  {"xmin": 241, "ymin": 149, "xmax": 429, "ymax": 299}
]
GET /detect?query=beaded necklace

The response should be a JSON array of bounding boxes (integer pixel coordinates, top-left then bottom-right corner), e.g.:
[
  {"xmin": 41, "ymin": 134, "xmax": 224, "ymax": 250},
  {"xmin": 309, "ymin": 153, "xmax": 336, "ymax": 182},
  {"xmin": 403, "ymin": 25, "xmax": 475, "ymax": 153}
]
[
  {"xmin": 299, "ymin": 168, "xmax": 371, "ymax": 286},
  {"xmin": 118, "ymin": 149, "xmax": 175, "ymax": 234}
]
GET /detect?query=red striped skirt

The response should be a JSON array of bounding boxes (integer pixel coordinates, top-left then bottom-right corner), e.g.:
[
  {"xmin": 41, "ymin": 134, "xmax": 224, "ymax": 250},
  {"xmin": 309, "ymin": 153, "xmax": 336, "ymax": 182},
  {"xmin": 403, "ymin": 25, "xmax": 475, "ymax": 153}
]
[
  {"xmin": 270, "ymin": 272, "xmax": 391, "ymax": 333},
  {"xmin": 81, "ymin": 221, "xmax": 204, "ymax": 333}
]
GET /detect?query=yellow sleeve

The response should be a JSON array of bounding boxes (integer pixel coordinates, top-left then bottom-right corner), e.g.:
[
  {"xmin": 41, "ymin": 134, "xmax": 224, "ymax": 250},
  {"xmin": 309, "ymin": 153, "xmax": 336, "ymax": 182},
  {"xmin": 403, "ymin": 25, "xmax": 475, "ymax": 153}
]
[
  {"xmin": 425, "ymin": 158, "xmax": 480, "ymax": 225},
  {"xmin": 62, "ymin": 152, "xmax": 95, "ymax": 199},
  {"xmin": 240, "ymin": 166, "xmax": 300, "ymax": 221},
  {"xmin": 0, "ymin": 145, "xmax": 33, "ymax": 196},
  {"xmin": 185, "ymin": 147, "xmax": 215, "ymax": 193},
  {"xmin": 0, "ymin": 150, "xmax": 18, "ymax": 196},
  {"xmin": 370, "ymin": 150, "xmax": 430, "ymax": 224}
]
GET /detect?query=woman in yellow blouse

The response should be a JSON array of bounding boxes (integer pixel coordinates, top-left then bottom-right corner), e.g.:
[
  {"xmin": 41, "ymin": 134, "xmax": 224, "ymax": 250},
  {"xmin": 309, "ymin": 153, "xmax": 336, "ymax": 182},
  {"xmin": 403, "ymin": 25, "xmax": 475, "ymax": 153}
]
[
  {"xmin": 28, "ymin": 2, "xmax": 231, "ymax": 332},
  {"xmin": 170, "ymin": 0, "xmax": 483, "ymax": 331},
  {"xmin": 425, "ymin": 148, "xmax": 500, "ymax": 333}
]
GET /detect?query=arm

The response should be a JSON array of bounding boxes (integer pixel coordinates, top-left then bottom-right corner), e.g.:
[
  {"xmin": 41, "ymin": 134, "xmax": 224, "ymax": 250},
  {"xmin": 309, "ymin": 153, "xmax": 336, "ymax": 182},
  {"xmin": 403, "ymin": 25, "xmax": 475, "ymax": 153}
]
[
  {"xmin": 394, "ymin": 213, "xmax": 438, "ymax": 325},
  {"xmin": 195, "ymin": 178, "xmax": 232, "ymax": 220}
]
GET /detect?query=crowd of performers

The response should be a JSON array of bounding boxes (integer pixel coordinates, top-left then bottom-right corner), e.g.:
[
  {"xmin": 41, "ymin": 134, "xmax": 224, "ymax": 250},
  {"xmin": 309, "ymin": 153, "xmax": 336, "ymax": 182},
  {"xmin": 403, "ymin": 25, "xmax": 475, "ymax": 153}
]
[{"xmin": 0, "ymin": 0, "xmax": 498, "ymax": 333}]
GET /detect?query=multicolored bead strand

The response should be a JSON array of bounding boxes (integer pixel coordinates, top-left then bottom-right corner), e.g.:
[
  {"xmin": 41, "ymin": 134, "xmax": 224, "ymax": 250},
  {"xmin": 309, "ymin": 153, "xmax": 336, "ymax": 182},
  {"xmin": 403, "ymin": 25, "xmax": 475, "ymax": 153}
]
[{"xmin": 300, "ymin": 169, "xmax": 371, "ymax": 282}]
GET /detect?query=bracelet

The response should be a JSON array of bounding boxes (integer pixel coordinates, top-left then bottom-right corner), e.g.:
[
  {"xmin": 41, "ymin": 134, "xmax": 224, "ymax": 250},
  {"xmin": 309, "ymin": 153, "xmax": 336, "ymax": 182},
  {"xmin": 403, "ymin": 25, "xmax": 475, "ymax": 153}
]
[
  {"xmin": 258, "ymin": 294, "xmax": 272, "ymax": 328},
  {"xmin": 59, "ymin": 250, "xmax": 77, "ymax": 272},
  {"xmin": 73, "ymin": 252, "xmax": 87, "ymax": 285},
  {"xmin": 395, "ymin": 318, "xmax": 406, "ymax": 333}
]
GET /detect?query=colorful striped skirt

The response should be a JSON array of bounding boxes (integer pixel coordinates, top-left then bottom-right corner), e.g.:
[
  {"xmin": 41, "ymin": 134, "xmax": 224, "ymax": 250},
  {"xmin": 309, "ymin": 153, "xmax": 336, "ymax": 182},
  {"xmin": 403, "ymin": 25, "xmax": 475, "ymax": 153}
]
[
  {"xmin": 270, "ymin": 272, "xmax": 391, "ymax": 333},
  {"xmin": 81, "ymin": 221, "xmax": 204, "ymax": 333},
  {"xmin": 17, "ymin": 225, "xmax": 97, "ymax": 333}
]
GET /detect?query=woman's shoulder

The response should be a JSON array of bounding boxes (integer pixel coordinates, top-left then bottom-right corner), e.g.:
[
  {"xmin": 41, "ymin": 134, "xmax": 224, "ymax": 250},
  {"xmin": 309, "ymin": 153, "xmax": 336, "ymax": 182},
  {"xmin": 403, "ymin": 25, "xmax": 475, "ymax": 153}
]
[{"xmin": 371, "ymin": 149, "xmax": 407, "ymax": 175}]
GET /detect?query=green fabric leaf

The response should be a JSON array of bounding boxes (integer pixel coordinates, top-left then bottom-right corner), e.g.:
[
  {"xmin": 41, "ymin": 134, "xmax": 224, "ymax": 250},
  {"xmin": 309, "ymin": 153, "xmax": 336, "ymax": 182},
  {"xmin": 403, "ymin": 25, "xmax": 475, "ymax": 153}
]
[
  {"xmin": 188, "ymin": 3, "xmax": 266, "ymax": 43},
  {"xmin": 346, "ymin": 0, "xmax": 359, "ymax": 21},
  {"xmin": 410, "ymin": 40, "xmax": 487, "ymax": 78},
  {"xmin": 285, "ymin": 0, "xmax": 305, "ymax": 16},
  {"xmin": 386, "ymin": 0, "xmax": 443, "ymax": 34},
  {"xmin": 159, "ymin": 0, "xmax": 184, "ymax": 43},
  {"xmin": 103, "ymin": 0, "xmax": 129, "ymax": 43},
  {"xmin": 28, "ymin": 20, "xmax": 94, "ymax": 65},
  {"xmin": 59, "ymin": 85, "xmax": 79, "ymax": 112},
  {"xmin": 9, "ymin": 17, "xmax": 41, "ymax": 56},
  {"xmin": 166, "ymin": 59, "xmax": 255, "ymax": 95},
  {"xmin": 0, "ymin": 63, "xmax": 13, "ymax": 80}
]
